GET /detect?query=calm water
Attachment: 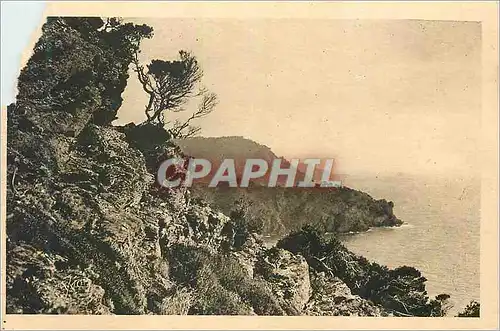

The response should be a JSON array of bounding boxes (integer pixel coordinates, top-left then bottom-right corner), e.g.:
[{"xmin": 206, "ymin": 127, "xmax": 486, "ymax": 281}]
[{"xmin": 341, "ymin": 175, "xmax": 480, "ymax": 315}]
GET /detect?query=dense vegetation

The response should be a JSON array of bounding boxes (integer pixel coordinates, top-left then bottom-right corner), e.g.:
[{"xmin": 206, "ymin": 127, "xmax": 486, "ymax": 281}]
[{"xmin": 456, "ymin": 300, "xmax": 480, "ymax": 317}]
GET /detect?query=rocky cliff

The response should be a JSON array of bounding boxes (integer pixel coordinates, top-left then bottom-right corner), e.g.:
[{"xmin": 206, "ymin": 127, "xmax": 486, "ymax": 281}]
[
  {"xmin": 176, "ymin": 136, "xmax": 402, "ymax": 235},
  {"xmin": 5, "ymin": 17, "xmax": 450, "ymax": 316}
]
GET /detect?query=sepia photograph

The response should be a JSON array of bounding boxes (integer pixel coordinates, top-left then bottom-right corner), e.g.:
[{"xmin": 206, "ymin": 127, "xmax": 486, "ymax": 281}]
[{"xmin": 1, "ymin": 1, "xmax": 498, "ymax": 330}]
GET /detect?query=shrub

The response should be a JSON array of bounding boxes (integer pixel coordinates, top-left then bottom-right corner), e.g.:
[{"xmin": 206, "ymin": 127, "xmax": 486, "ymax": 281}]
[
  {"xmin": 457, "ymin": 300, "xmax": 480, "ymax": 317},
  {"xmin": 159, "ymin": 286, "xmax": 193, "ymax": 315},
  {"xmin": 167, "ymin": 244, "xmax": 287, "ymax": 315}
]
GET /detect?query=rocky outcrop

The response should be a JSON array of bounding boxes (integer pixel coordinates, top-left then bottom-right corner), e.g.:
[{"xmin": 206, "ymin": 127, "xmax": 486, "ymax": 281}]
[
  {"xmin": 305, "ymin": 272, "xmax": 386, "ymax": 316},
  {"xmin": 6, "ymin": 112, "xmax": 236, "ymax": 314},
  {"xmin": 231, "ymin": 233, "xmax": 265, "ymax": 278},
  {"xmin": 255, "ymin": 248, "xmax": 311, "ymax": 313}
]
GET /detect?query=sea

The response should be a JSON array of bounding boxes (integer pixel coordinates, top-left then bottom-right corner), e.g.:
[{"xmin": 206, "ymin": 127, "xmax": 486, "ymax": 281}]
[
  {"xmin": 340, "ymin": 174, "xmax": 480, "ymax": 315},
  {"xmin": 261, "ymin": 174, "xmax": 480, "ymax": 315}
]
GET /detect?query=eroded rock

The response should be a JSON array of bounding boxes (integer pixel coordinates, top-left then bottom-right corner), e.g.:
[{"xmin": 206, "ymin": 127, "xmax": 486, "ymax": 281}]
[
  {"xmin": 305, "ymin": 272, "xmax": 387, "ymax": 316},
  {"xmin": 255, "ymin": 248, "xmax": 311, "ymax": 312}
]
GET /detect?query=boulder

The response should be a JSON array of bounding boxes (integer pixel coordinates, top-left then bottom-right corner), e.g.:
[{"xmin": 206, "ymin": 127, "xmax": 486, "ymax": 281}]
[
  {"xmin": 305, "ymin": 272, "xmax": 386, "ymax": 316},
  {"xmin": 231, "ymin": 233, "xmax": 265, "ymax": 278},
  {"xmin": 255, "ymin": 248, "xmax": 311, "ymax": 312}
]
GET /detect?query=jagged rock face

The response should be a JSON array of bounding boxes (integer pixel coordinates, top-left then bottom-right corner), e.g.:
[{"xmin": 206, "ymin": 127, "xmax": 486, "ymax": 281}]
[
  {"xmin": 7, "ymin": 243, "xmax": 112, "ymax": 314},
  {"xmin": 255, "ymin": 248, "xmax": 312, "ymax": 313},
  {"xmin": 6, "ymin": 115, "xmax": 233, "ymax": 314},
  {"xmin": 16, "ymin": 17, "xmax": 147, "ymax": 129},
  {"xmin": 17, "ymin": 20, "xmax": 100, "ymax": 135},
  {"xmin": 8, "ymin": 117, "xmax": 161, "ymax": 313}
]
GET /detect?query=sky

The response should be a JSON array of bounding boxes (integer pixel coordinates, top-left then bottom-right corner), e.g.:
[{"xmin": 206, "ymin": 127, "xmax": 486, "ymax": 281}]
[
  {"xmin": 117, "ymin": 18, "xmax": 482, "ymax": 177},
  {"xmin": 1, "ymin": 11, "xmax": 482, "ymax": 177}
]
